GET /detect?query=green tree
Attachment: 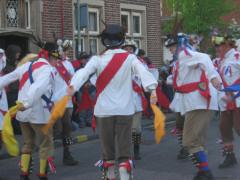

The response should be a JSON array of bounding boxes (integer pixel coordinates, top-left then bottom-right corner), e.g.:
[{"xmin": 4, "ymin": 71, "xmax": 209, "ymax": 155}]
[{"xmin": 164, "ymin": 0, "xmax": 235, "ymax": 36}]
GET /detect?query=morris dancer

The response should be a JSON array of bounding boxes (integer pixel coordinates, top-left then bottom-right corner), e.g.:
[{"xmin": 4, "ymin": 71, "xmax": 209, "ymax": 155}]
[
  {"xmin": 0, "ymin": 49, "xmax": 8, "ymax": 150},
  {"xmin": 0, "ymin": 41, "xmax": 59, "ymax": 180},
  {"xmin": 122, "ymin": 40, "xmax": 148, "ymax": 160},
  {"xmin": 67, "ymin": 24, "xmax": 157, "ymax": 180},
  {"xmin": 166, "ymin": 33, "xmax": 221, "ymax": 180},
  {"xmin": 212, "ymin": 35, "xmax": 240, "ymax": 168},
  {"xmin": 53, "ymin": 39, "xmax": 78, "ymax": 166}
]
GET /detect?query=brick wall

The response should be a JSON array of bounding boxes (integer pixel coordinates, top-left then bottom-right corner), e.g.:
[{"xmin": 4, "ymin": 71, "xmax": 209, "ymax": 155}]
[
  {"xmin": 104, "ymin": 0, "xmax": 121, "ymax": 24},
  {"xmin": 120, "ymin": 0, "xmax": 162, "ymax": 67},
  {"xmin": 41, "ymin": 0, "xmax": 74, "ymax": 57}
]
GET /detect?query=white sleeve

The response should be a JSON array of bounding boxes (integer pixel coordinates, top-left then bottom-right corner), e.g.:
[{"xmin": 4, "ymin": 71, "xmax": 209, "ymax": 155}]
[
  {"xmin": 131, "ymin": 57, "xmax": 158, "ymax": 92},
  {"xmin": 166, "ymin": 75, "xmax": 173, "ymax": 85},
  {"xmin": 70, "ymin": 56, "xmax": 98, "ymax": 92},
  {"xmin": 0, "ymin": 68, "xmax": 21, "ymax": 89},
  {"xmin": 23, "ymin": 67, "xmax": 53, "ymax": 108},
  {"xmin": 89, "ymin": 74, "xmax": 97, "ymax": 86}
]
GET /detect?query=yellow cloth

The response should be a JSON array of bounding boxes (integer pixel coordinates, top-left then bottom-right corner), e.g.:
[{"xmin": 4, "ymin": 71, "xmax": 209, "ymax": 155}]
[
  {"xmin": 151, "ymin": 104, "xmax": 166, "ymax": 144},
  {"xmin": 2, "ymin": 103, "xmax": 22, "ymax": 156},
  {"xmin": 40, "ymin": 159, "xmax": 48, "ymax": 175},
  {"xmin": 42, "ymin": 96, "xmax": 69, "ymax": 135},
  {"xmin": 17, "ymin": 53, "xmax": 38, "ymax": 67},
  {"xmin": 20, "ymin": 154, "xmax": 31, "ymax": 173}
]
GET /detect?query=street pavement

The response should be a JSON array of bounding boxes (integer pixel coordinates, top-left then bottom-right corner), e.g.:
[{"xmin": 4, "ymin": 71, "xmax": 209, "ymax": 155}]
[{"xmin": 0, "ymin": 115, "xmax": 239, "ymax": 180}]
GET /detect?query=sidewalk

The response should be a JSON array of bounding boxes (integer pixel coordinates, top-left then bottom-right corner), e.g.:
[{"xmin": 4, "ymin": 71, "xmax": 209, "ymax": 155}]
[{"xmin": 0, "ymin": 112, "xmax": 176, "ymax": 160}]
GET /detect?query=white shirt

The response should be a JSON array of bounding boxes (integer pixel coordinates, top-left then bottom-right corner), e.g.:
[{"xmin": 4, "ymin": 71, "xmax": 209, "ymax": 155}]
[
  {"xmin": 170, "ymin": 49, "xmax": 220, "ymax": 115},
  {"xmin": 0, "ymin": 58, "xmax": 54, "ymax": 124},
  {"xmin": 218, "ymin": 48, "xmax": 240, "ymax": 111},
  {"xmin": 0, "ymin": 54, "xmax": 7, "ymax": 129},
  {"xmin": 52, "ymin": 59, "xmax": 75, "ymax": 108},
  {"xmin": 70, "ymin": 49, "xmax": 157, "ymax": 117}
]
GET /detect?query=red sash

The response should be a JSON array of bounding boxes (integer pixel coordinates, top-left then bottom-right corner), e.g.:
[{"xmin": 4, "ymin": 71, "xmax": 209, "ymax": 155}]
[
  {"xmin": 173, "ymin": 61, "xmax": 211, "ymax": 108},
  {"xmin": 132, "ymin": 81, "xmax": 148, "ymax": 113},
  {"xmin": 55, "ymin": 61, "xmax": 72, "ymax": 85},
  {"xmin": 92, "ymin": 52, "xmax": 129, "ymax": 130},
  {"xmin": 19, "ymin": 62, "xmax": 48, "ymax": 90}
]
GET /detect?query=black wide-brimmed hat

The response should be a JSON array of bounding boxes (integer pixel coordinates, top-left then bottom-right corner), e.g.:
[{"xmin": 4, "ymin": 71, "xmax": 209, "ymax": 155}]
[
  {"xmin": 31, "ymin": 35, "xmax": 60, "ymax": 59},
  {"xmin": 100, "ymin": 24, "xmax": 125, "ymax": 49},
  {"xmin": 164, "ymin": 34, "xmax": 178, "ymax": 47}
]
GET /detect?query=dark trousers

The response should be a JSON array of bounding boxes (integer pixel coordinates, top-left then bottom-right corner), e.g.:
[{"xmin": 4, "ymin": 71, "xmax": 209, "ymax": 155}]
[{"xmin": 97, "ymin": 115, "xmax": 133, "ymax": 163}]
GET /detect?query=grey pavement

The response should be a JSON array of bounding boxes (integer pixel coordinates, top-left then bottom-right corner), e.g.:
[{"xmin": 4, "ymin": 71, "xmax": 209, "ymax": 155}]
[{"xmin": 0, "ymin": 114, "xmax": 239, "ymax": 180}]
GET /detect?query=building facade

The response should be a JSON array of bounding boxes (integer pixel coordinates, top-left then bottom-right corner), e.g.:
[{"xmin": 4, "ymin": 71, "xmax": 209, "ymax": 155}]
[{"xmin": 0, "ymin": 0, "xmax": 163, "ymax": 67}]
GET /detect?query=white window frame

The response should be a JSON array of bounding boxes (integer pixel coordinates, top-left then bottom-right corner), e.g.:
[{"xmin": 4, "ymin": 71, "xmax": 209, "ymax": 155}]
[
  {"xmin": 88, "ymin": 8, "xmax": 100, "ymax": 35},
  {"xmin": 25, "ymin": 0, "xmax": 31, "ymax": 29},
  {"xmin": 121, "ymin": 11, "xmax": 130, "ymax": 35},
  {"xmin": 134, "ymin": 39, "xmax": 141, "ymax": 48},
  {"xmin": 75, "ymin": 38, "xmax": 85, "ymax": 53},
  {"xmin": 89, "ymin": 38, "xmax": 98, "ymax": 54},
  {"xmin": 132, "ymin": 12, "xmax": 142, "ymax": 36}
]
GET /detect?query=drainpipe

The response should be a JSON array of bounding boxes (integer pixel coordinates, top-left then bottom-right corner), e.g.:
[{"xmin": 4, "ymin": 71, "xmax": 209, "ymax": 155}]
[{"xmin": 61, "ymin": 0, "xmax": 64, "ymax": 38}]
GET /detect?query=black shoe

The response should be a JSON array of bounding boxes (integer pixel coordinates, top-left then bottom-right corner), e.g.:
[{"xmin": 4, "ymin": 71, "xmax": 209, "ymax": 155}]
[
  {"xmin": 20, "ymin": 175, "xmax": 30, "ymax": 180},
  {"xmin": 63, "ymin": 149, "xmax": 79, "ymax": 166},
  {"xmin": 193, "ymin": 171, "xmax": 214, "ymax": 180},
  {"xmin": 134, "ymin": 144, "xmax": 141, "ymax": 160},
  {"xmin": 218, "ymin": 153, "xmax": 237, "ymax": 169},
  {"xmin": 177, "ymin": 148, "xmax": 189, "ymax": 160}
]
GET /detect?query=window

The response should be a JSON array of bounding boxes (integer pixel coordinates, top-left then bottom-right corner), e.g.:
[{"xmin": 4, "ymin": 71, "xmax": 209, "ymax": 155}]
[
  {"xmin": 75, "ymin": 38, "xmax": 85, "ymax": 55},
  {"xmin": 88, "ymin": 8, "xmax": 99, "ymax": 34},
  {"xmin": 25, "ymin": 0, "xmax": 30, "ymax": 29},
  {"xmin": 6, "ymin": 0, "xmax": 19, "ymax": 27},
  {"xmin": 121, "ymin": 11, "xmax": 130, "ymax": 34},
  {"xmin": 121, "ymin": 10, "xmax": 144, "ymax": 48},
  {"xmin": 132, "ymin": 12, "xmax": 141, "ymax": 36},
  {"xmin": 89, "ymin": 38, "xmax": 98, "ymax": 55}
]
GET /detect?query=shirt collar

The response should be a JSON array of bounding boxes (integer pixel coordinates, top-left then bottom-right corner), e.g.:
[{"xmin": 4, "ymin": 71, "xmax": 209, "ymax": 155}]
[{"xmin": 103, "ymin": 48, "xmax": 127, "ymax": 55}]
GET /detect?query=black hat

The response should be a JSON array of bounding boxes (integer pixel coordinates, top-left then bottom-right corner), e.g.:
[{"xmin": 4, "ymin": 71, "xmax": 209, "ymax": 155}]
[
  {"xmin": 43, "ymin": 42, "xmax": 60, "ymax": 59},
  {"xmin": 165, "ymin": 34, "xmax": 178, "ymax": 47},
  {"xmin": 100, "ymin": 24, "xmax": 125, "ymax": 49},
  {"xmin": 31, "ymin": 35, "xmax": 60, "ymax": 59}
]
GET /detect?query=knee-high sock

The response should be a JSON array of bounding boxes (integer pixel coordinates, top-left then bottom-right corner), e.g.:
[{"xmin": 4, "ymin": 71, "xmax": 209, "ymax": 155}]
[
  {"xmin": 192, "ymin": 151, "xmax": 210, "ymax": 172},
  {"xmin": 39, "ymin": 159, "xmax": 48, "ymax": 176},
  {"xmin": 20, "ymin": 154, "xmax": 31, "ymax": 174}
]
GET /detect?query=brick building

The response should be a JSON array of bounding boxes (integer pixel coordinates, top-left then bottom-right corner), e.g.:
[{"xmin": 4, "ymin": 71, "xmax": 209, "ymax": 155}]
[{"xmin": 0, "ymin": 0, "xmax": 163, "ymax": 67}]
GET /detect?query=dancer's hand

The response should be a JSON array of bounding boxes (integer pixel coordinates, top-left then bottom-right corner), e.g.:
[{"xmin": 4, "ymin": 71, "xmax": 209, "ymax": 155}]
[
  {"xmin": 17, "ymin": 102, "xmax": 26, "ymax": 111},
  {"xmin": 211, "ymin": 77, "xmax": 222, "ymax": 90},
  {"xmin": 150, "ymin": 90, "xmax": 157, "ymax": 104},
  {"xmin": 67, "ymin": 86, "xmax": 75, "ymax": 96}
]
